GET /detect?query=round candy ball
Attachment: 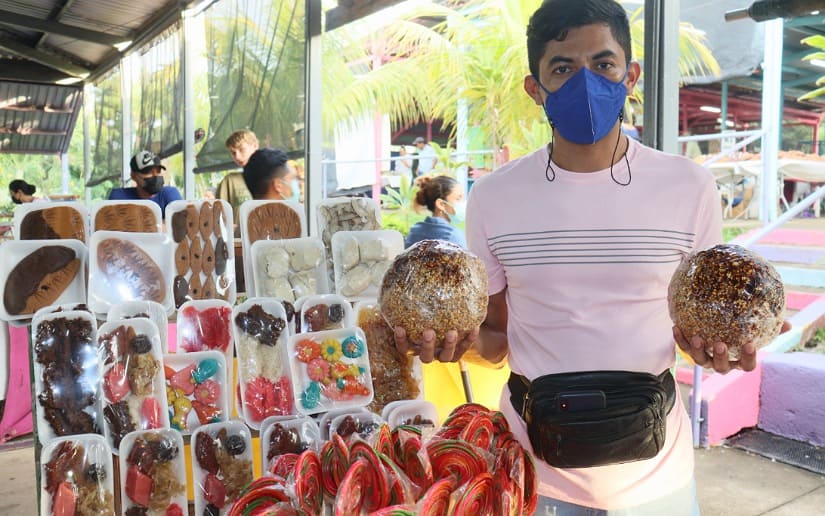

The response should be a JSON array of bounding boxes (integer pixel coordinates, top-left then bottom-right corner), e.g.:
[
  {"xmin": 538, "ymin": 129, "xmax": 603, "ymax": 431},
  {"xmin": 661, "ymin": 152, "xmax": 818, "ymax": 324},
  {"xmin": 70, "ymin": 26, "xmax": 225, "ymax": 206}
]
[
  {"xmin": 379, "ymin": 239, "xmax": 488, "ymax": 345},
  {"xmin": 668, "ymin": 244, "xmax": 785, "ymax": 360}
]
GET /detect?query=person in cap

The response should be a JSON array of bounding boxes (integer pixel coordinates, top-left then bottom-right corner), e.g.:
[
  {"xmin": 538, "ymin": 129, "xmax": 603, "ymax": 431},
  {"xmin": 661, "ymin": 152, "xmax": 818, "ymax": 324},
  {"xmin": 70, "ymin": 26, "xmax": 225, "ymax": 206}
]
[
  {"xmin": 413, "ymin": 136, "xmax": 438, "ymax": 177},
  {"xmin": 109, "ymin": 150, "xmax": 182, "ymax": 218}
]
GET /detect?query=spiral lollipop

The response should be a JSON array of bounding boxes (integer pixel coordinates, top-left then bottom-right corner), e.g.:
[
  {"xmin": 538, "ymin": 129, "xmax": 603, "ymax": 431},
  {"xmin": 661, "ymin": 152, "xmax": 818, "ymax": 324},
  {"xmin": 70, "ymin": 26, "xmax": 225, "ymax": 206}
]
[
  {"xmin": 294, "ymin": 450, "xmax": 323, "ymax": 515},
  {"xmin": 417, "ymin": 478, "xmax": 455, "ymax": 516},
  {"xmin": 523, "ymin": 452, "xmax": 538, "ymax": 515},
  {"xmin": 321, "ymin": 434, "xmax": 350, "ymax": 498},
  {"xmin": 374, "ymin": 423, "xmax": 395, "ymax": 463},
  {"xmin": 401, "ymin": 436, "xmax": 433, "ymax": 492},
  {"xmin": 368, "ymin": 506, "xmax": 417, "ymax": 516},
  {"xmin": 452, "ymin": 473, "xmax": 494, "ymax": 514},
  {"xmin": 350, "ymin": 440, "xmax": 390, "ymax": 510},
  {"xmin": 379, "ymin": 452, "xmax": 418, "ymax": 505},
  {"xmin": 227, "ymin": 478, "xmax": 291, "ymax": 516},
  {"xmin": 459, "ymin": 413, "xmax": 495, "ymax": 451},
  {"xmin": 427, "ymin": 440, "xmax": 488, "ymax": 486},
  {"xmin": 334, "ymin": 459, "xmax": 370, "ymax": 515},
  {"xmin": 269, "ymin": 453, "xmax": 299, "ymax": 479}
]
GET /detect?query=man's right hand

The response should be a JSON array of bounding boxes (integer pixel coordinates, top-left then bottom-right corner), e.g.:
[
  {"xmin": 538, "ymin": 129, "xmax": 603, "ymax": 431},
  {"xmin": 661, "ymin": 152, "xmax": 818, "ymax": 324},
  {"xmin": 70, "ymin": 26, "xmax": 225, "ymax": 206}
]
[{"xmin": 393, "ymin": 326, "xmax": 480, "ymax": 363}]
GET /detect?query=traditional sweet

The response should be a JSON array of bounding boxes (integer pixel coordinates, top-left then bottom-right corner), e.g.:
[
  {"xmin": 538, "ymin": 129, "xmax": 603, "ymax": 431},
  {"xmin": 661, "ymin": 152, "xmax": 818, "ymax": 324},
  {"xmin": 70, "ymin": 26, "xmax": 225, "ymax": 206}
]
[
  {"xmin": 4, "ymin": 245, "xmax": 80, "ymax": 315},
  {"xmin": 123, "ymin": 432, "xmax": 185, "ymax": 513},
  {"xmin": 379, "ymin": 239, "xmax": 488, "ymax": 344},
  {"xmin": 193, "ymin": 426, "xmax": 253, "ymax": 512},
  {"xmin": 20, "ymin": 206, "xmax": 86, "ymax": 241},
  {"xmin": 668, "ymin": 243, "xmax": 786, "ymax": 360},
  {"xmin": 94, "ymin": 204, "xmax": 156, "ymax": 232},
  {"xmin": 97, "ymin": 238, "xmax": 165, "ymax": 303},
  {"xmin": 247, "ymin": 202, "xmax": 302, "ymax": 242},
  {"xmin": 43, "ymin": 440, "xmax": 114, "ymax": 516}
]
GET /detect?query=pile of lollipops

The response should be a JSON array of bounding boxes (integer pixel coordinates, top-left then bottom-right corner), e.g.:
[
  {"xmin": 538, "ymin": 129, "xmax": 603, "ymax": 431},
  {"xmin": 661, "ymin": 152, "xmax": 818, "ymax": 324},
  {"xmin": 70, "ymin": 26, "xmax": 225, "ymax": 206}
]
[{"xmin": 228, "ymin": 403, "xmax": 538, "ymax": 515}]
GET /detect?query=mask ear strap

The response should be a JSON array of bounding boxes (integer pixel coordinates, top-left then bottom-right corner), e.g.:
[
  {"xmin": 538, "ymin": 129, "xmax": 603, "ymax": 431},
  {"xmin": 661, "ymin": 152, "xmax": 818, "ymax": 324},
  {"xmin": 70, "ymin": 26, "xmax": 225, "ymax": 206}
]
[
  {"xmin": 610, "ymin": 113, "xmax": 631, "ymax": 186},
  {"xmin": 545, "ymin": 142, "xmax": 556, "ymax": 182}
]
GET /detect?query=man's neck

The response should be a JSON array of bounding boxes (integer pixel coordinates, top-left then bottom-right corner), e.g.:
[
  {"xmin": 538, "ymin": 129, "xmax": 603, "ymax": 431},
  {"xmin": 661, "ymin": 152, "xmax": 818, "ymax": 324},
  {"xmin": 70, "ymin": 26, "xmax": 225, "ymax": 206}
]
[
  {"xmin": 135, "ymin": 187, "xmax": 154, "ymax": 199},
  {"xmin": 549, "ymin": 124, "xmax": 629, "ymax": 173}
]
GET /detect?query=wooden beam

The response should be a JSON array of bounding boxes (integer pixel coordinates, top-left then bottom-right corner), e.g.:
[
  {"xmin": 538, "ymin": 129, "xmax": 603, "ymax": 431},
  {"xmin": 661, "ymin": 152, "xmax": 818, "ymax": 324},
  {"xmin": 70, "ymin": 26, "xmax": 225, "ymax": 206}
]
[
  {"xmin": 0, "ymin": 9, "xmax": 130, "ymax": 47},
  {"xmin": 37, "ymin": 0, "xmax": 78, "ymax": 49},
  {"xmin": 0, "ymin": 37, "xmax": 91, "ymax": 78},
  {"xmin": 325, "ymin": 0, "xmax": 404, "ymax": 31}
]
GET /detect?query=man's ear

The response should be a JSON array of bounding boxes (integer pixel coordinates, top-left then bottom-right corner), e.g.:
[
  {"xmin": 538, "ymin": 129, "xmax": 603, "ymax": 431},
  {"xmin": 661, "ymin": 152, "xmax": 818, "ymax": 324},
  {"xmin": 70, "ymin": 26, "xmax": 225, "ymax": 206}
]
[
  {"xmin": 625, "ymin": 61, "xmax": 642, "ymax": 94},
  {"xmin": 523, "ymin": 75, "xmax": 544, "ymax": 106},
  {"xmin": 271, "ymin": 177, "xmax": 285, "ymax": 196}
]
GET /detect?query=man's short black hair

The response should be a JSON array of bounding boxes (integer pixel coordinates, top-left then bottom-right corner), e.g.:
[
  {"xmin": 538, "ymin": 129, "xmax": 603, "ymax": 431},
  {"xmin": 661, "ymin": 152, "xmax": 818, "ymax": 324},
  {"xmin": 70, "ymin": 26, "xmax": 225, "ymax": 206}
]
[
  {"xmin": 242, "ymin": 147, "xmax": 290, "ymax": 199},
  {"xmin": 526, "ymin": 0, "xmax": 632, "ymax": 78}
]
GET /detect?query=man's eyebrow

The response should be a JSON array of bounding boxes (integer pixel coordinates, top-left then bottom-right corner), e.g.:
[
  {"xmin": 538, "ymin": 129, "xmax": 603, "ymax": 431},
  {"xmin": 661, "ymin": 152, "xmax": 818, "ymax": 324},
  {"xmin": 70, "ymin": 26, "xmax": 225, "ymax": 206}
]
[
  {"xmin": 548, "ymin": 55, "xmax": 573, "ymax": 65},
  {"xmin": 592, "ymin": 50, "xmax": 618, "ymax": 60}
]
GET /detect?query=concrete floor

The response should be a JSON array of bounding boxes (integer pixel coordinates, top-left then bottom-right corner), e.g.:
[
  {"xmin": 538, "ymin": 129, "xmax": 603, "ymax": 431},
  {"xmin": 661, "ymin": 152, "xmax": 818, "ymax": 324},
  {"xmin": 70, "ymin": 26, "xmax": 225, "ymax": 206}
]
[{"xmin": 4, "ymin": 437, "xmax": 824, "ymax": 515}]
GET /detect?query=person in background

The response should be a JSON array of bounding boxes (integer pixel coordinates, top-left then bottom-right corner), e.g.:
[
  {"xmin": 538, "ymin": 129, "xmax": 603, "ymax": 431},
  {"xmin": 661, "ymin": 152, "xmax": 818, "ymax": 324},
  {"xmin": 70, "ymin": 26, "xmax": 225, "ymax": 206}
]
[
  {"xmin": 109, "ymin": 150, "xmax": 182, "ymax": 218},
  {"xmin": 8, "ymin": 179, "xmax": 44, "ymax": 204},
  {"xmin": 413, "ymin": 136, "xmax": 438, "ymax": 177},
  {"xmin": 218, "ymin": 129, "xmax": 258, "ymax": 221},
  {"xmin": 404, "ymin": 175, "xmax": 466, "ymax": 248},
  {"xmin": 203, "ymin": 187, "xmax": 216, "ymax": 201},
  {"xmin": 288, "ymin": 159, "xmax": 305, "ymax": 202},
  {"xmin": 243, "ymin": 148, "xmax": 301, "ymax": 201},
  {"xmin": 395, "ymin": 146, "xmax": 413, "ymax": 177}
]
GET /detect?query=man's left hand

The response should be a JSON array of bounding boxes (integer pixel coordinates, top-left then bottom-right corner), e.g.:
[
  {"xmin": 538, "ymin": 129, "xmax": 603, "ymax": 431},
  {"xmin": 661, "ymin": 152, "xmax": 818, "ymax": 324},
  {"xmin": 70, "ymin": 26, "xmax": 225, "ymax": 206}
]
[{"xmin": 673, "ymin": 321, "xmax": 792, "ymax": 373}]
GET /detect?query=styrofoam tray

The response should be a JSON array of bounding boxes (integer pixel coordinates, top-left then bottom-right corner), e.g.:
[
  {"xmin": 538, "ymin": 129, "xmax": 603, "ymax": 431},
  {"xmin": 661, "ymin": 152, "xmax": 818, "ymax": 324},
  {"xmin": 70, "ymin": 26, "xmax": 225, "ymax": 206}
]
[
  {"xmin": 331, "ymin": 229, "xmax": 403, "ymax": 301},
  {"xmin": 88, "ymin": 230, "xmax": 174, "ymax": 316},
  {"xmin": 297, "ymin": 293, "xmax": 353, "ymax": 334},
  {"xmin": 13, "ymin": 201, "xmax": 88, "ymax": 242},
  {"xmin": 90, "ymin": 199, "xmax": 162, "ymax": 233},
  {"xmin": 31, "ymin": 310, "xmax": 105, "ymax": 447},
  {"xmin": 163, "ymin": 351, "xmax": 230, "ymax": 435},
  {"xmin": 240, "ymin": 200, "xmax": 306, "ymax": 297},
  {"xmin": 260, "ymin": 415, "xmax": 320, "ymax": 476},
  {"xmin": 119, "ymin": 428, "xmax": 187, "ymax": 514},
  {"xmin": 108, "ymin": 300, "xmax": 169, "ymax": 353},
  {"xmin": 40, "ymin": 434, "xmax": 114, "ymax": 516},
  {"xmin": 98, "ymin": 317, "xmax": 170, "ymax": 454},
  {"xmin": 250, "ymin": 237, "xmax": 329, "ymax": 301},
  {"xmin": 0, "ymin": 239, "xmax": 88, "ymax": 322},
  {"xmin": 288, "ymin": 327, "xmax": 373, "ymax": 416},
  {"xmin": 316, "ymin": 197, "xmax": 381, "ymax": 290},
  {"xmin": 165, "ymin": 199, "xmax": 236, "ymax": 307},
  {"xmin": 231, "ymin": 298, "xmax": 293, "ymax": 430},
  {"xmin": 190, "ymin": 420, "xmax": 254, "ymax": 515}
]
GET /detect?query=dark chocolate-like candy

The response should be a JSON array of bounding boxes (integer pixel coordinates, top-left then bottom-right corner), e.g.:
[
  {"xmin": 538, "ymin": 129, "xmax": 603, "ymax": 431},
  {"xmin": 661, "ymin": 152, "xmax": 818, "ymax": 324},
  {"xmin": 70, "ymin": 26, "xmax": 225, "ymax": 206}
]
[
  {"xmin": 203, "ymin": 504, "xmax": 220, "ymax": 516},
  {"xmin": 173, "ymin": 275, "xmax": 189, "ymax": 308},
  {"xmin": 85, "ymin": 463, "xmax": 106, "ymax": 483},
  {"xmin": 103, "ymin": 401, "xmax": 135, "ymax": 449},
  {"xmin": 171, "ymin": 209, "xmax": 188, "ymax": 243},
  {"xmin": 328, "ymin": 303, "xmax": 344, "ymax": 323},
  {"xmin": 130, "ymin": 334, "xmax": 152, "ymax": 354},
  {"xmin": 215, "ymin": 237, "xmax": 229, "ymax": 275},
  {"xmin": 225, "ymin": 434, "xmax": 246, "ymax": 455},
  {"xmin": 125, "ymin": 506, "xmax": 149, "ymax": 516}
]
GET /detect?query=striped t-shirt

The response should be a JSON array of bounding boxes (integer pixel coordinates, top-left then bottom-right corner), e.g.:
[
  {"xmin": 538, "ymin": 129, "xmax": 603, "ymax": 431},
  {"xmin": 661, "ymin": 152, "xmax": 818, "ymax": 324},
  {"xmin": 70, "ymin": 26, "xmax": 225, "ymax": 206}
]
[{"xmin": 466, "ymin": 137, "xmax": 722, "ymax": 509}]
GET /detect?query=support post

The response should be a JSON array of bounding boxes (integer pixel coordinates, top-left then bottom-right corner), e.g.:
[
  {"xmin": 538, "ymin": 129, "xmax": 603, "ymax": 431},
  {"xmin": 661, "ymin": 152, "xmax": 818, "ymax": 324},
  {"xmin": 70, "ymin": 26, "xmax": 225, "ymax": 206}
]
[
  {"xmin": 760, "ymin": 18, "xmax": 784, "ymax": 223},
  {"xmin": 120, "ymin": 56, "xmax": 133, "ymax": 185},
  {"xmin": 642, "ymin": 0, "xmax": 680, "ymax": 154},
  {"xmin": 305, "ymin": 0, "xmax": 323, "ymax": 236},
  {"xmin": 83, "ymin": 83, "xmax": 92, "ymax": 205},
  {"xmin": 182, "ymin": 11, "xmax": 196, "ymax": 200}
]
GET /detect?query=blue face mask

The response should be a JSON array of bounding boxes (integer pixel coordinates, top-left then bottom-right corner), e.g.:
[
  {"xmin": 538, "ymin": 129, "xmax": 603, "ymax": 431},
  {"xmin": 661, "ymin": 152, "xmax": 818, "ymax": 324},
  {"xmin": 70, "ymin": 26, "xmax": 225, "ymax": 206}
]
[
  {"xmin": 288, "ymin": 178, "xmax": 301, "ymax": 202},
  {"xmin": 536, "ymin": 68, "xmax": 628, "ymax": 145}
]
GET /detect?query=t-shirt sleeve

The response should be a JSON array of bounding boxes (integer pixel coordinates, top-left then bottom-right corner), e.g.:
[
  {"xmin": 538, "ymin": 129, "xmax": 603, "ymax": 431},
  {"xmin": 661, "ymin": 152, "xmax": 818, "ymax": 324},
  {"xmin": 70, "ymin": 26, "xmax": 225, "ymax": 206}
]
[
  {"xmin": 164, "ymin": 186, "xmax": 183, "ymax": 202},
  {"xmin": 108, "ymin": 188, "xmax": 125, "ymax": 200},
  {"xmin": 466, "ymin": 183, "xmax": 506, "ymax": 295},
  {"xmin": 692, "ymin": 169, "xmax": 724, "ymax": 251}
]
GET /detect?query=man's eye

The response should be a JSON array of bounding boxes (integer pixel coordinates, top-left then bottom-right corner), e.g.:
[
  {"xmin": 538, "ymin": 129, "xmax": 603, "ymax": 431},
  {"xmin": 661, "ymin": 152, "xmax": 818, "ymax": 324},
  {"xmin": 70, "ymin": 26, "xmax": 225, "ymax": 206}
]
[{"xmin": 552, "ymin": 66, "xmax": 570, "ymax": 74}]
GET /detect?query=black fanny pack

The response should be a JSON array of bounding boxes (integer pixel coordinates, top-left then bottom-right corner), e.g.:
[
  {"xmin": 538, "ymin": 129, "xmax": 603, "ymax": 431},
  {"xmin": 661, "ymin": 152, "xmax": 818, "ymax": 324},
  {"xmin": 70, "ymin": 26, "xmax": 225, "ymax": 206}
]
[{"xmin": 509, "ymin": 369, "xmax": 676, "ymax": 468}]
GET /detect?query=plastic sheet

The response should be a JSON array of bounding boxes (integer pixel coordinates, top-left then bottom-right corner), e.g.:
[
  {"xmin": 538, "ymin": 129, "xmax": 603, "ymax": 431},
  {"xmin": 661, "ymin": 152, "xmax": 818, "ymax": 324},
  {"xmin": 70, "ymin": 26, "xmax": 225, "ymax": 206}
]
[
  {"xmin": 191, "ymin": 420, "xmax": 254, "ymax": 515},
  {"xmin": 0, "ymin": 240, "xmax": 87, "ymax": 321},
  {"xmin": 163, "ymin": 351, "xmax": 229, "ymax": 434},
  {"xmin": 316, "ymin": 197, "xmax": 381, "ymax": 290},
  {"xmin": 379, "ymin": 239, "xmax": 488, "ymax": 346},
  {"xmin": 251, "ymin": 237, "xmax": 329, "ymax": 301},
  {"xmin": 232, "ymin": 298, "xmax": 293, "ymax": 429},
  {"xmin": 14, "ymin": 202, "xmax": 88, "ymax": 242},
  {"xmin": 119, "ymin": 428, "xmax": 187, "ymax": 514},
  {"xmin": 331, "ymin": 230, "xmax": 403, "ymax": 301},
  {"xmin": 98, "ymin": 318, "xmax": 170, "ymax": 454},
  {"xmin": 108, "ymin": 300, "xmax": 169, "ymax": 353},
  {"xmin": 297, "ymin": 293, "xmax": 353, "ymax": 333},
  {"xmin": 31, "ymin": 310, "xmax": 103, "ymax": 444},
  {"xmin": 166, "ymin": 199, "xmax": 236, "ymax": 306},
  {"xmin": 91, "ymin": 200, "xmax": 162, "ymax": 233},
  {"xmin": 260, "ymin": 416, "xmax": 320, "ymax": 475},
  {"xmin": 40, "ymin": 434, "xmax": 114, "ymax": 516},
  {"xmin": 668, "ymin": 243, "xmax": 785, "ymax": 360},
  {"xmin": 176, "ymin": 299, "xmax": 234, "ymax": 395},
  {"xmin": 289, "ymin": 327, "xmax": 374, "ymax": 416}
]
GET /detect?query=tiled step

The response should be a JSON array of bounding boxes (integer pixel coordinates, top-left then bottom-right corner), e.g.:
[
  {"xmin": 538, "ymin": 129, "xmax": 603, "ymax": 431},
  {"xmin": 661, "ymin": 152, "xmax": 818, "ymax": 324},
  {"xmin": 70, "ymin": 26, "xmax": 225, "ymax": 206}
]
[
  {"xmin": 740, "ymin": 228, "xmax": 825, "ymax": 247},
  {"xmin": 751, "ymin": 244, "xmax": 825, "ymax": 266}
]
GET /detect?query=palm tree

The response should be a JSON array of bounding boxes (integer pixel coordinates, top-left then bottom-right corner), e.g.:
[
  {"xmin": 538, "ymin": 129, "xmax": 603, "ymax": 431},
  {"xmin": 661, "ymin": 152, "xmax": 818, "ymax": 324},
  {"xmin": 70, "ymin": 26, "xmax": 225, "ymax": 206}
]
[
  {"xmin": 799, "ymin": 34, "xmax": 825, "ymax": 101},
  {"xmin": 322, "ymin": 0, "xmax": 721, "ymax": 159}
]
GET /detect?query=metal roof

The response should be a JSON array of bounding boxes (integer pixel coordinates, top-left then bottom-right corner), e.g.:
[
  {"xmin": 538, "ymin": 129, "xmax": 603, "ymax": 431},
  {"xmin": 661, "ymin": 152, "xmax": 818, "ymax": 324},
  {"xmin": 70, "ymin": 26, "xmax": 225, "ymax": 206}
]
[{"xmin": 0, "ymin": 79, "xmax": 81, "ymax": 154}]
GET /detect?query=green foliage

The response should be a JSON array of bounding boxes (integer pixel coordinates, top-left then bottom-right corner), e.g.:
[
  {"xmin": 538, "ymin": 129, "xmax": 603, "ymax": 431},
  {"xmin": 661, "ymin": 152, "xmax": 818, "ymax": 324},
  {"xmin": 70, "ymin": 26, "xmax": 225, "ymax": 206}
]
[
  {"xmin": 799, "ymin": 35, "xmax": 825, "ymax": 101},
  {"xmin": 380, "ymin": 179, "xmax": 424, "ymax": 235},
  {"xmin": 722, "ymin": 225, "xmax": 749, "ymax": 242}
]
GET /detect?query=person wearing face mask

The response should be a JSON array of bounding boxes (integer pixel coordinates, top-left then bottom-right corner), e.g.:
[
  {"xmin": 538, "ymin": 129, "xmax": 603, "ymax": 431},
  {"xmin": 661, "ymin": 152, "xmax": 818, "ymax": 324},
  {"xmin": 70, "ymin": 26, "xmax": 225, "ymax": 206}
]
[
  {"xmin": 109, "ymin": 150, "xmax": 183, "ymax": 219},
  {"xmin": 404, "ymin": 175, "xmax": 466, "ymax": 249},
  {"xmin": 8, "ymin": 179, "xmax": 45, "ymax": 204},
  {"xmin": 392, "ymin": 1, "xmax": 790, "ymax": 514},
  {"xmin": 242, "ymin": 147, "xmax": 301, "ymax": 202}
]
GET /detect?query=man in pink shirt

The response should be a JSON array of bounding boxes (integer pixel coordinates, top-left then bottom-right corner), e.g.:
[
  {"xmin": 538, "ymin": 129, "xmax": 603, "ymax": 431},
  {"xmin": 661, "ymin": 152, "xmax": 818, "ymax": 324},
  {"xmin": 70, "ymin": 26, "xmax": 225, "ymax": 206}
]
[{"xmin": 394, "ymin": 0, "xmax": 788, "ymax": 514}]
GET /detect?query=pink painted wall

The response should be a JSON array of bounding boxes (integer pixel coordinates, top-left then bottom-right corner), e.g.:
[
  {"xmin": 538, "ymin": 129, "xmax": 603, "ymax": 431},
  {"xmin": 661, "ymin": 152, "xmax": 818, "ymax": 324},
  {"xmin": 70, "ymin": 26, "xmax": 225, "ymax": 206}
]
[{"xmin": 701, "ymin": 361, "xmax": 763, "ymax": 446}]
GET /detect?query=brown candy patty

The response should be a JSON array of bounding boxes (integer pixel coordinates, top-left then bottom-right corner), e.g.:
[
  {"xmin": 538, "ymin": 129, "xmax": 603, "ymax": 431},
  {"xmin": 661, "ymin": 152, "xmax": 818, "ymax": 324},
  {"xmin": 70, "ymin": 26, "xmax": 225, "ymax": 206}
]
[
  {"xmin": 97, "ymin": 238, "xmax": 165, "ymax": 303},
  {"xmin": 95, "ymin": 204, "xmax": 156, "ymax": 232},
  {"xmin": 4, "ymin": 245, "xmax": 80, "ymax": 315},
  {"xmin": 171, "ymin": 209, "xmax": 188, "ymax": 243},
  {"xmin": 247, "ymin": 203, "xmax": 302, "ymax": 243},
  {"xmin": 20, "ymin": 206, "xmax": 86, "ymax": 241},
  {"xmin": 200, "ymin": 202, "xmax": 214, "ymax": 241}
]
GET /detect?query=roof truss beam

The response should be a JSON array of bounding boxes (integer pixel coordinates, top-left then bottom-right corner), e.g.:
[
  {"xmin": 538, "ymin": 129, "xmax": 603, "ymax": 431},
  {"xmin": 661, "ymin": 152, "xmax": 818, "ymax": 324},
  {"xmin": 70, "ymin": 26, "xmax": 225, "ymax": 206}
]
[
  {"xmin": 0, "ymin": 8, "xmax": 129, "ymax": 47},
  {"xmin": 0, "ymin": 37, "xmax": 91, "ymax": 78}
]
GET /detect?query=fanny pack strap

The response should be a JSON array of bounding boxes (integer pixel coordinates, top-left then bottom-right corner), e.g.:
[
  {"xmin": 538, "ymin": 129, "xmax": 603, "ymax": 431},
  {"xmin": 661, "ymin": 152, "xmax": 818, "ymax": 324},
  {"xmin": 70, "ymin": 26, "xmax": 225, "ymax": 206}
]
[{"xmin": 508, "ymin": 369, "xmax": 677, "ymax": 419}]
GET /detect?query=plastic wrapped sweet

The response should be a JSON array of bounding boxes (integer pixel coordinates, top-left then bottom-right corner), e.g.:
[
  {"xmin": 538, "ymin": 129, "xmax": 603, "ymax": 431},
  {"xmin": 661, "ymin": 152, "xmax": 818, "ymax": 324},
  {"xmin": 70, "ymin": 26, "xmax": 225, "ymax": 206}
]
[
  {"xmin": 15, "ymin": 202, "xmax": 88, "ymax": 242},
  {"xmin": 98, "ymin": 319, "xmax": 170, "ymax": 453},
  {"xmin": 356, "ymin": 302, "xmax": 421, "ymax": 414},
  {"xmin": 288, "ymin": 327, "xmax": 374, "ymax": 416},
  {"xmin": 163, "ymin": 351, "xmax": 229, "ymax": 434},
  {"xmin": 108, "ymin": 300, "xmax": 170, "ymax": 354},
  {"xmin": 668, "ymin": 243, "xmax": 785, "ymax": 360},
  {"xmin": 40, "ymin": 435, "xmax": 114, "ymax": 516},
  {"xmin": 32, "ymin": 310, "xmax": 103, "ymax": 444},
  {"xmin": 298, "ymin": 294, "xmax": 353, "ymax": 333},
  {"xmin": 317, "ymin": 197, "xmax": 381, "ymax": 289},
  {"xmin": 1, "ymin": 240, "xmax": 87, "ymax": 321},
  {"xmin": 379, "ymin": 239, "xmax": 488, "ymax": 345},
  {"xmin": 92, "ymin": 200, "xmax": 161, "ymax": 233},
  {"xmin": 232, "ymin": 299, "xmax": 294, "ymax": 429},
  {"xmin": 167, "ymin": 200, "xmax": 236, "ymax": 306},
  {"xmin": 119, "ymin": 428, "xmax": 187, "ymax": 515},
  {"xmin": 332, "ymin": 230, "xmax": 404, "ymax": 301},
  {"xmin": 260, "ymin": 416, "xmax": 321, "ymax": 476},
  {"xmin": 251, "ymin": 238, "xmax": 329, "ymax": 300},
  {"xmin": 383, "ymin": 400, "xmax": 438, "ymax": 430},
  {"xmin": 191, "ymin": 421, "xmax": 254, "ymax": 515}
]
